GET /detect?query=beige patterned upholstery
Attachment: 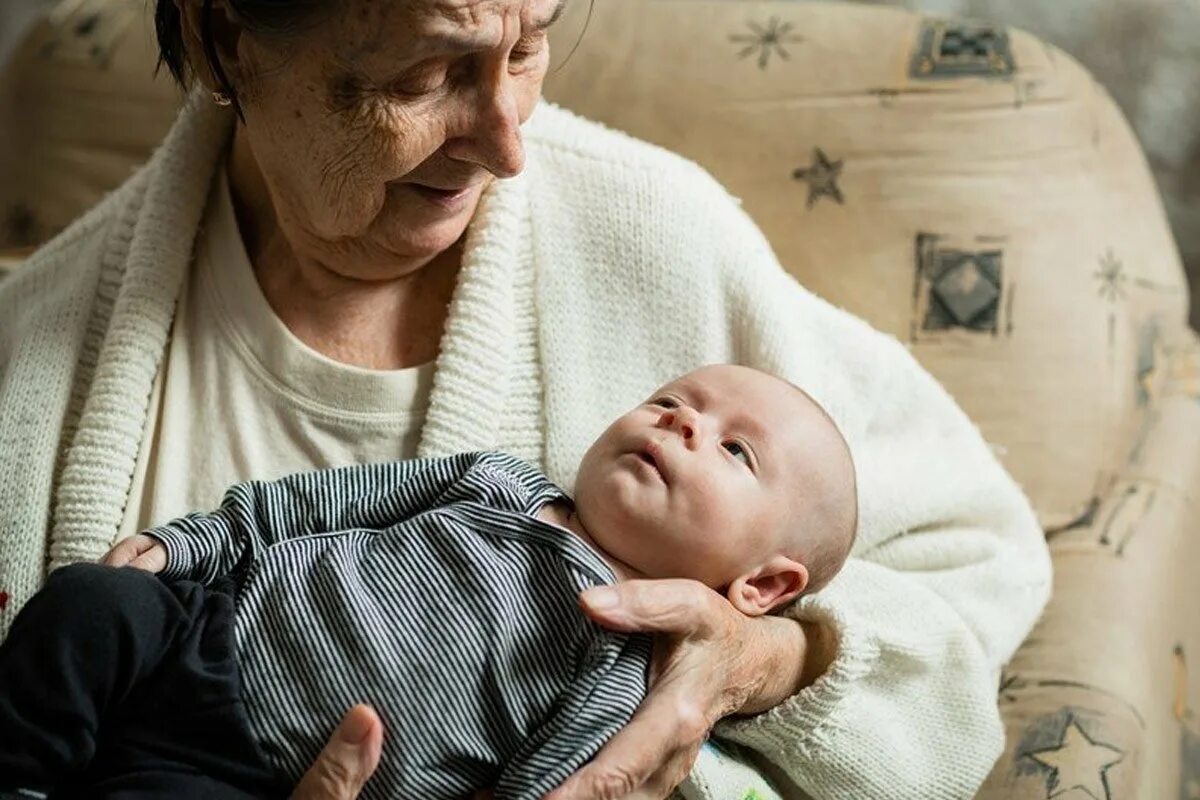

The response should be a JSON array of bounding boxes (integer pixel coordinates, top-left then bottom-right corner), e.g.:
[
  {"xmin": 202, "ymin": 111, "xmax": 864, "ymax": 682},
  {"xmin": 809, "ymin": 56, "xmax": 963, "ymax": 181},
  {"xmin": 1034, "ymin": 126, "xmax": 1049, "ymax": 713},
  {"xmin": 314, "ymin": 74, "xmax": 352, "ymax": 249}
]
[
  {"xmin": 3, "ymin": 0, "xmax": 1199, "ymax": 795},
  {"xmin": 543, "ymin": 2, "xmax": 1200, "ymax": 797},
  {"xmin": 0, "ymin": 0, "xmax": 178, "ymax": 253}
]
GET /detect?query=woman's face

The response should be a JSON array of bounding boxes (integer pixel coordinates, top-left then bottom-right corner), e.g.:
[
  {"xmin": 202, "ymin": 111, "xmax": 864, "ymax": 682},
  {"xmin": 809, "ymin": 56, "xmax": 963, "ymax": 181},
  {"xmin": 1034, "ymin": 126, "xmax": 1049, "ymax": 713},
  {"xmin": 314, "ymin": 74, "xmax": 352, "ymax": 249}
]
[{"xmin": 231, "ymin": 0, "xmax": 564, "ymax": 277}]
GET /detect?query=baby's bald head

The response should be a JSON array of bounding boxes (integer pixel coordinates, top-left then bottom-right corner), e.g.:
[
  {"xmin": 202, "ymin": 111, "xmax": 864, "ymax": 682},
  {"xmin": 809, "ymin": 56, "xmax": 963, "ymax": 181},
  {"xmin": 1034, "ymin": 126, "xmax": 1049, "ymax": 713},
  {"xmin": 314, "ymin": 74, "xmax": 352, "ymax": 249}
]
[
  {"xmin": 772, "ymin": 381, "xmax": 857, "ymax": 597},
  {"xmin": 573, "ymin": 364, "xmax": 857, "ymax": 615}
]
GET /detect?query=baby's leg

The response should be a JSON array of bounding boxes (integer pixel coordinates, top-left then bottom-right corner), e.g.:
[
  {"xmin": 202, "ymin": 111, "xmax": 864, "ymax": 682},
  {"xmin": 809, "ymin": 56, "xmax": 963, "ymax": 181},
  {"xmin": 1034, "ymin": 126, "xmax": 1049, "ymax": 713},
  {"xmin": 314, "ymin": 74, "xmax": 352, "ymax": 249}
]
[{"xmin": 0, "ymin": 563, "xmax": 197, "ymax": 791}]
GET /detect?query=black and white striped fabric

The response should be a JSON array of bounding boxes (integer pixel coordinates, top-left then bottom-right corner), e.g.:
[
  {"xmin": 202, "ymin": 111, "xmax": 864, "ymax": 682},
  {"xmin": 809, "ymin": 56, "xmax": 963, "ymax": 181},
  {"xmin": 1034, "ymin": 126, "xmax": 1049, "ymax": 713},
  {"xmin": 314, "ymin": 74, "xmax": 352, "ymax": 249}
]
[{"xmin": 148, "ymin": 452, "xmax": 652, "ymax": 800}]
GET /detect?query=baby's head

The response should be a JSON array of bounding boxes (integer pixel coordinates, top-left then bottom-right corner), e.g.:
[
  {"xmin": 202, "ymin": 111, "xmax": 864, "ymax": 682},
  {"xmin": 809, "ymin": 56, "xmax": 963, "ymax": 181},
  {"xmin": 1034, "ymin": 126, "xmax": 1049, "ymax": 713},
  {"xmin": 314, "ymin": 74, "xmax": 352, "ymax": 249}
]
[{"xmin": 574, "ymin": 364, "xmax": 857, "ymax": 616}]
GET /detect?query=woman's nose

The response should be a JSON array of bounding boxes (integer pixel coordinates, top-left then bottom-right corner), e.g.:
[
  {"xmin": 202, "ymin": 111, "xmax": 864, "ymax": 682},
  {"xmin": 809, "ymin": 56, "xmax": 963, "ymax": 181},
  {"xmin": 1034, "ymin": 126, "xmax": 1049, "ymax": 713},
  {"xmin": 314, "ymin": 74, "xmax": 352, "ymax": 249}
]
[
  {"xmin": 446, "ymin": 76, "xmax": 526, "ymax": 179},
  {"xmin": 658, "ymin": 407, "xmax": 702, "ymax": 448}
]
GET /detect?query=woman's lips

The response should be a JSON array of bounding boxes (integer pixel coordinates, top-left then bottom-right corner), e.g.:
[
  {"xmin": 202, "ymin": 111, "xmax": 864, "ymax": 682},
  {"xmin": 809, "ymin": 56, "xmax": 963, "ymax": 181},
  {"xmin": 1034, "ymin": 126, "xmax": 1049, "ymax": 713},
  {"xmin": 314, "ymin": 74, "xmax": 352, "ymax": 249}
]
[{"xmin": 409, "ymin": 183, "xmax": 474, "ymax": 209}]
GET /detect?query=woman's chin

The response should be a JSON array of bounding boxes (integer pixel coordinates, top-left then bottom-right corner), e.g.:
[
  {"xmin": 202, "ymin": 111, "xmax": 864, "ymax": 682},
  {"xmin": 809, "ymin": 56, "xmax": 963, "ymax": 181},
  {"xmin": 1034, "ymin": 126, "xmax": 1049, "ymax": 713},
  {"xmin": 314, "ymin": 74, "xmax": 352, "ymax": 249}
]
[
  {"xmin": 362, "ymin": 217, "xmax": 465, "ymax": 264},
  {"xmin": 374, "ymin": 206, "xmax": 474, "ymax": 258}
]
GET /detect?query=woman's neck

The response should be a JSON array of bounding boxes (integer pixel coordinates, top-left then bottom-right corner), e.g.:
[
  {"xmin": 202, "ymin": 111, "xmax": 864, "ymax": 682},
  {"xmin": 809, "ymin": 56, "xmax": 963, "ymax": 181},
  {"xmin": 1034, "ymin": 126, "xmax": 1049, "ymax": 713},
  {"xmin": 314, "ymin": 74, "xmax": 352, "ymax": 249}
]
[{"xmin": 225, "ymin": 130, "xmax": 460, "ymax": 371}]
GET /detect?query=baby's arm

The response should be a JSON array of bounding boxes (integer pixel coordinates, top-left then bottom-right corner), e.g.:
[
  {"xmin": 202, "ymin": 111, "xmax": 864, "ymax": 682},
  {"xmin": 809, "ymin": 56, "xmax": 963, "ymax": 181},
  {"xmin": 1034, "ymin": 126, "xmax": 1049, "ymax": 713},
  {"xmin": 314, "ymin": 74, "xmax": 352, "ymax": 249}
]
[
  {"xmin": 114, "ymin": 453, "xmax": 489, "ymax": 585},
  {"xmin": 137, "ymin": 505, "xmax": 252, "ymax": 584}
]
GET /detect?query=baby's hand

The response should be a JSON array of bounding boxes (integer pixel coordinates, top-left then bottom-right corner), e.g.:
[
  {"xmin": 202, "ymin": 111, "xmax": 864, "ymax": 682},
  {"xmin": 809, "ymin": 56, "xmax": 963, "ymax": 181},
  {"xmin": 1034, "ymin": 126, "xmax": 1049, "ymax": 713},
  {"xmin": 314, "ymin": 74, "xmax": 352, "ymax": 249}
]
[{"xmin": 101, "ymin": 534, "xmax": 168, "ymax": 573}]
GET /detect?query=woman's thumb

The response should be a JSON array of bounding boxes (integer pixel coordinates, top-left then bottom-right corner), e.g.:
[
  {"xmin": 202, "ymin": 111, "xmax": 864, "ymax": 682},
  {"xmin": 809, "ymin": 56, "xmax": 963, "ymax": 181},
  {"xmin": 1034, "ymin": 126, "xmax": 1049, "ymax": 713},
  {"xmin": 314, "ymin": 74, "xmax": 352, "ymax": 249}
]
[{"xmin": 292, "ymin": 704, "xmax": 383, "ymax": 799}]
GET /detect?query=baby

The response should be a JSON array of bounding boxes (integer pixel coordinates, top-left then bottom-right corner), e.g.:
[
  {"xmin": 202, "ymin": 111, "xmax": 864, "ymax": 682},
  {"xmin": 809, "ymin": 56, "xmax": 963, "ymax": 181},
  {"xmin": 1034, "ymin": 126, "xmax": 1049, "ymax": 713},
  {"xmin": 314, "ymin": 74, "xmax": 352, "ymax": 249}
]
[{"xmin": 0, "ymin": 364, "xmax": 857, "ymax": 800}]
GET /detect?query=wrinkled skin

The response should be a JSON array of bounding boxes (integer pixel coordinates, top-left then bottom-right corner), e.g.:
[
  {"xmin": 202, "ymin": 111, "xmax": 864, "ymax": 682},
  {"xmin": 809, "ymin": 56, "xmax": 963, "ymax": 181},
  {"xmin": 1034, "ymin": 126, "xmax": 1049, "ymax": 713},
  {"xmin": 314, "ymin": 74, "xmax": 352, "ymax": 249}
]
[
  {"xmin": 164, "ymin": 0, "xmax": 832, "ymax": 796},
  {"xmin": 187, "ymin": 0, "xmax": 562, "ymax": 368},
  {"xmin": 224, "ymin": 0, "xmax": 554, "ymax": 278}
]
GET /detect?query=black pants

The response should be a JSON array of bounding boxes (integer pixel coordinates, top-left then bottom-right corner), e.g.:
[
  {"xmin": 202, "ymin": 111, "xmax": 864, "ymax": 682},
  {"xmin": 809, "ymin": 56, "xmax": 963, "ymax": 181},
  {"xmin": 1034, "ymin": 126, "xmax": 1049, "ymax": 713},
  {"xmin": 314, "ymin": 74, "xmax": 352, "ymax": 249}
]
[{"xmin": 0, "ymin": 563, "xmax": 283, "ymax": 799}]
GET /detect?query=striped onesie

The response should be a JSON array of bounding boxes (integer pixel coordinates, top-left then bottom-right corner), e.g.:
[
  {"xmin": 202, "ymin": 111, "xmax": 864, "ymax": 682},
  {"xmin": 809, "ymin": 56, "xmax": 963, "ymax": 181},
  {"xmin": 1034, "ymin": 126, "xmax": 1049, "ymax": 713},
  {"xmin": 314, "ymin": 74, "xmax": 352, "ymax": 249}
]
[{"xmin": 0, "ymin": 452, "xmax": 651, "ymax": 800}]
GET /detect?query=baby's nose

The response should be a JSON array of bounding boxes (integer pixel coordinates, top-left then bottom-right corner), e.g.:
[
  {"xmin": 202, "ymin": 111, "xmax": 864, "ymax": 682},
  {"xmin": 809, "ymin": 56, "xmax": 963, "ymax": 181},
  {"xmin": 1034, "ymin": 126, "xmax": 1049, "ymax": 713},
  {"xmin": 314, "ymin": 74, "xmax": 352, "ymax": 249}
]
[{"xmin": 661, "ymin": 408, "xmax": 700, "ymax": 444}]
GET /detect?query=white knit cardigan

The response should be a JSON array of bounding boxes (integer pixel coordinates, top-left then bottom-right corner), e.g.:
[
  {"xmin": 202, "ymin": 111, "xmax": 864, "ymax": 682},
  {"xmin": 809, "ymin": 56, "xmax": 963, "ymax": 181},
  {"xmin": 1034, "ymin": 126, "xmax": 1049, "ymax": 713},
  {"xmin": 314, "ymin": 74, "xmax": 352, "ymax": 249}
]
[{"xmin": 0, "ymin": 92, "xmax": 1052, "ymax": 799}]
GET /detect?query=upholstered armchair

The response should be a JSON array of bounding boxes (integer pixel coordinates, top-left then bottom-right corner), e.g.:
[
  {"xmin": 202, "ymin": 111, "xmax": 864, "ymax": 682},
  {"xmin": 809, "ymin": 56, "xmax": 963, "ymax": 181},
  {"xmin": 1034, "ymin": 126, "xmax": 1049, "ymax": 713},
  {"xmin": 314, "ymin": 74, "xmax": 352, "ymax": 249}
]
[
  {"xmin": 541, "ymin": 2, "xmax": 1200, "ymax": 796},
  {"xmin": 3, "ymin": 0, "xmax": 1199, "ymax": 796}
]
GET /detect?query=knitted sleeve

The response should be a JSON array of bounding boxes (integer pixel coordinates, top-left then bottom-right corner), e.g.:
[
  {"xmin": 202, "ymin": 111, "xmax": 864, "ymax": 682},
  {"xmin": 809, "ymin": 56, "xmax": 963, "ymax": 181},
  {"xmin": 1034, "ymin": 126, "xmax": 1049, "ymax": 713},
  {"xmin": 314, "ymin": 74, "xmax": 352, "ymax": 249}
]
[
  {"xmin": 705, "ymin": 201, "xmax": 1053, "ymax": 799},
  {"xmin": 147, "ymin": 453, "xmax": 486, "ymax": 583}
]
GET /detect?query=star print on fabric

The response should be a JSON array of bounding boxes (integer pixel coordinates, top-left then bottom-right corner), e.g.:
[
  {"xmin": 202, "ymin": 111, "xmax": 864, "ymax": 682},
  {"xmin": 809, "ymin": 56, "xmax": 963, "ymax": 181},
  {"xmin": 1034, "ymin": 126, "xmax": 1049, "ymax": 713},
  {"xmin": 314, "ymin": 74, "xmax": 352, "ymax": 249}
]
[
  {"xmin": 729, "ymin": 17, "xmax": 804, "ymax": 70},
  {"xmin": 1027, "ymin": 716, "xmax": 1123, "ymax": 799},
  {"xmin": 792, "ymin": 148, "xmax": 845, "ymax": 209},
  {"xmin": 999, "ymin": 671, "xmax": 1027, "ymax": 704},
  {"xmin": 1095, "ymin": 249, "xmax": 1127, "ymax": 303}
]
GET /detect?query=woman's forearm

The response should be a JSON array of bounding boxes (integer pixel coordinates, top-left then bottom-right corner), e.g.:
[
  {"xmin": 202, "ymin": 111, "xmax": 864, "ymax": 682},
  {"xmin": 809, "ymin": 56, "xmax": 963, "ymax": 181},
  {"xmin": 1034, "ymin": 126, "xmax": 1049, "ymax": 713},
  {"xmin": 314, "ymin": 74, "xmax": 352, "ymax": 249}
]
[{"xmin": 737, "ymin": 616, "xmax": 837, "ymax": 716}]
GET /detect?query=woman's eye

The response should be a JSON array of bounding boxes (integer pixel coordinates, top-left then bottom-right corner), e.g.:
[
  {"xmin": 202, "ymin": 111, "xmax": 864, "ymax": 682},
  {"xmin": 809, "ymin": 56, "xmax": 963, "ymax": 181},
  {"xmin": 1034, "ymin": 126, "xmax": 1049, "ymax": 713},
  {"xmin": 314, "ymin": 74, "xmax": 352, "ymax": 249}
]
[
  {"xmin": 397, "ymin": 74, "xmax": 446, "ymax": 95},
  {"xmin": 389, "ymin": 62, "xmax": 449, "ymax": 96},
  {"xmin": 722, "ymin": 441, "xmax": 751, "ymax": 467},
  {"xmin": 650, "ymin": 397, "xmax": 678, "ymax": 409},
  {"xmin": 329, "ymin": 74, "xmax": 370, "ymax": 112},
  {"xmin": 511, "ymin": 34, "xmax": 545, "ymax": 62}
]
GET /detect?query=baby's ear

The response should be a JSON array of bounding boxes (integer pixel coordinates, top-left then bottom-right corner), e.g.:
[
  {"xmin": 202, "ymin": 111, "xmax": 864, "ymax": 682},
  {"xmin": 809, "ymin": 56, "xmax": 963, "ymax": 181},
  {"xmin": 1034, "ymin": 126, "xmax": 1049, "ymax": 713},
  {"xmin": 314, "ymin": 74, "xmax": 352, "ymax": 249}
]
[{"xmin": 726, "ymin": 555, "xmax": 809, "ymax": 616}]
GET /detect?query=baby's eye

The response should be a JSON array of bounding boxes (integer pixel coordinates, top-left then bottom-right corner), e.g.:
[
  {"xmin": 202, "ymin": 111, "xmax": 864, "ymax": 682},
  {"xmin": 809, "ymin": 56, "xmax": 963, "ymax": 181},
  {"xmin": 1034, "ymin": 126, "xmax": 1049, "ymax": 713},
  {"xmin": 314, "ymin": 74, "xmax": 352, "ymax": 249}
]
[
  {"xmin": 650, "ymin": 397, "xmax": 678, "ymax": 409},
  {"xmin": 722, "ymin": 440, "xmax": 751, "ymax": 467}
]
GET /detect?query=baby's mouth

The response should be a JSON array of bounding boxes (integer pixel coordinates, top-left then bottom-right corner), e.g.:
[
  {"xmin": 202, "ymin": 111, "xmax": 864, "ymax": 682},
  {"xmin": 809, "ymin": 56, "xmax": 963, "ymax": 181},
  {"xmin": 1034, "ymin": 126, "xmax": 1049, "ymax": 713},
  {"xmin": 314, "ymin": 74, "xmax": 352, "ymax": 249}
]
[{"xmin": 638, "ymin": 442, "xmax": 669, "ymax": 483}]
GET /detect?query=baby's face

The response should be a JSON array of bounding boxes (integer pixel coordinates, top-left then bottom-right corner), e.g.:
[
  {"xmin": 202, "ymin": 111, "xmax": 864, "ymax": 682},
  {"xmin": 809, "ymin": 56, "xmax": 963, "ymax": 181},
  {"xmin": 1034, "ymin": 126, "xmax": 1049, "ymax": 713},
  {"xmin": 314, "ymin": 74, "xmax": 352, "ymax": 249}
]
[{"xmin": 574, "ymin": 365, "xmax": 837, "ymax": 588}]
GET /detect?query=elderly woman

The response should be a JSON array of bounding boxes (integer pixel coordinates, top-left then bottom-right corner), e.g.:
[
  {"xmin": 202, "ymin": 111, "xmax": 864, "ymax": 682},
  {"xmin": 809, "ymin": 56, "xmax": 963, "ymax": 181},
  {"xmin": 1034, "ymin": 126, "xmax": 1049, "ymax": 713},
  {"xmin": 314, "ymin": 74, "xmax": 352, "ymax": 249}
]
[{"xmin": 0, "ymin": 0, "xmax": 1052, "ymax": 797}]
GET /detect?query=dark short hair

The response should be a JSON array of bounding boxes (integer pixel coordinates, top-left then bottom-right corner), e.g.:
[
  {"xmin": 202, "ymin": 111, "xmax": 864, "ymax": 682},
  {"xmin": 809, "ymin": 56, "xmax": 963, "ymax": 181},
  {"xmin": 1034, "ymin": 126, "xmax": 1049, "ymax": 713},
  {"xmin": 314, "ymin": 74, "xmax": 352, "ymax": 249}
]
[
  {"xmin": 156, "ymin": 0, "xmax": 591, "ymax": 118},
  {"xmin": 155, "ymin": 0, "xmax": 332, "ymax": 103}
]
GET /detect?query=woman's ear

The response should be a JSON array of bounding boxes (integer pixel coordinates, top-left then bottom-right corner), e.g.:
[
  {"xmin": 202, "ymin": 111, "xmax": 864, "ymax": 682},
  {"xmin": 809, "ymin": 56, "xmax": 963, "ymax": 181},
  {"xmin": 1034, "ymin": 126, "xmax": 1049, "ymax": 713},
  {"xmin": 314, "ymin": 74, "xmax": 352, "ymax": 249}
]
[
  {"xmin": 726, "ymin": 555, "xmax": 809, "ymax": 617},
  {"xmin": 175, "ymin": 0, "xmax": 245, "ymax": 94}
]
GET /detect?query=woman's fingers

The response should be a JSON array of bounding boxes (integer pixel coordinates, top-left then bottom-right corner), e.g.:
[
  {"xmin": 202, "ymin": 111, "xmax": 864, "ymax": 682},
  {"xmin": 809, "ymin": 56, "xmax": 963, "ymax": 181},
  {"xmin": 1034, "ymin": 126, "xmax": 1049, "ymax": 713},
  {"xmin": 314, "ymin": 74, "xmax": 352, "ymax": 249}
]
[
  {"xmin": 544, "ymin": 679, "xmax": 708, "ymax": 800},
  {"xmin": 291, "ymin": 704, "xmax": 383, "ymax": 800},
  {"xmin": 545, "ymin": 733, "xmax": 698, "ymax": 800},
  {"xmin": 636, "ymin": 741, "xmax": 704, "ymax": 800},
  {"xmin": 579, "ymin": 580, "xmax": 720, "ymax": 637},
  {"xmin": 553, "ymin": 577, "xmax": 772, "ymax": 798}
]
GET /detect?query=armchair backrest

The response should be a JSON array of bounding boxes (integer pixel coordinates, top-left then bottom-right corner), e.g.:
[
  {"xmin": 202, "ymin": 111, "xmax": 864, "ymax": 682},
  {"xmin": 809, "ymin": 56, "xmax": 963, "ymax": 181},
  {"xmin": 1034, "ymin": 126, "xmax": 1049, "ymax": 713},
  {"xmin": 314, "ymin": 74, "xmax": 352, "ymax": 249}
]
[
  {"xmin": 2, "ymin": 0, "xmax": 1191, "ymax": 527},
  {"xmin": 546, "ymin": 0, "xmax": 1191, "ymax": 526}
]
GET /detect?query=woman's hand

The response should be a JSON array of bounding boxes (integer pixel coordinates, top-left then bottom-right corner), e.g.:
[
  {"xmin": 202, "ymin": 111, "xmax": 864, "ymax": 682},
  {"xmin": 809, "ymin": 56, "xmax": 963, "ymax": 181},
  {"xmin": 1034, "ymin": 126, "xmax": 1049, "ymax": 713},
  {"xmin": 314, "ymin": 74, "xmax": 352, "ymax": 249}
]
[
  {"xmin": 544, "ymin": 579, "xmax": 826, "ymax": 800},
  {"xmin": 292, "ymin": 705, "xmax": 383, "ymax": 800},
  {"xmin": 100, "ymin": 534, "xmax": 167, "ymax": 573}
]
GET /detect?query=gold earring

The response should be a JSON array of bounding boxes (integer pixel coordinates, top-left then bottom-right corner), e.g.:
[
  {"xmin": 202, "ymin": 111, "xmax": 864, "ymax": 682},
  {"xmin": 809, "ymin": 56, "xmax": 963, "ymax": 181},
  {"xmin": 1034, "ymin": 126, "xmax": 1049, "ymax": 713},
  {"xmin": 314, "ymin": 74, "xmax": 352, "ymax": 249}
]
[{"xmin": 212, "ymin": 91, "xmax": 232, "ymax": 107}]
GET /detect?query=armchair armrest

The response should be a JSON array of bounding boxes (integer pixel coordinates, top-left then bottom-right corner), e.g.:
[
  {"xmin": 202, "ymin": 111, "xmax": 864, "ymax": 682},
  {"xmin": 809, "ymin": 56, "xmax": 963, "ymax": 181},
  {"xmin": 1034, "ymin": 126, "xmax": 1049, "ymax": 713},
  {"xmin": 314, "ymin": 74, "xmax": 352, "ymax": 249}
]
[{"xmin": 982, "ymin": 339, "xmax": 1200, "ymax": 797}]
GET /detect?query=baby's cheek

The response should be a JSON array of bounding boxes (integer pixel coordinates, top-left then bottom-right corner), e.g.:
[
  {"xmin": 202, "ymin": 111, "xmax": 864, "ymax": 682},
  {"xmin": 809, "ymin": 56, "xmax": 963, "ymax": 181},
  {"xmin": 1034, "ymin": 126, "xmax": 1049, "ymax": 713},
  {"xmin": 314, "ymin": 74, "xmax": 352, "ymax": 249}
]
[
  {"xmin": 596, "ymin": 468, "xmax": 653, "ymax": 532},
  {"xmin": 688, "ymin": 474, "xmax": 735, "ymax": 530}
]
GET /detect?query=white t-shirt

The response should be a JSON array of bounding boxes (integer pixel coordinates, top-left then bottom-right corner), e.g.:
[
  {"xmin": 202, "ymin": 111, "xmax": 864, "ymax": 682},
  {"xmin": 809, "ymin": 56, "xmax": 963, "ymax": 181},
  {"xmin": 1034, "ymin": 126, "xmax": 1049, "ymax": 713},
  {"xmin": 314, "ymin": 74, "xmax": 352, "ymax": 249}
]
[{"xmin": 119, "ymin": 170, "xmax": 434, "ymax": 538}]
